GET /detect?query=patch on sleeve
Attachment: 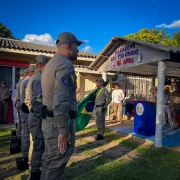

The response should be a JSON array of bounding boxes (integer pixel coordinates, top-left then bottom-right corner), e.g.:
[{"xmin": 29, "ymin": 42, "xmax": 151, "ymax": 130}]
[{"xmin": 61, "ymin": 76, "xmax": 70, "ymax": 87}]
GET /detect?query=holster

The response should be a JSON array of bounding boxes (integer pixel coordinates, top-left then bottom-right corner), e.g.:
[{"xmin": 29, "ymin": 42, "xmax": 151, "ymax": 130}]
[
  {"xmin": 69, "ymin": 109, "xmax": 77, "ymax": 119},
  {"xmin": 21, "ymin": 103, "xmax": 29, "ymax": 113},
  {"xmin": 42, "ymin": 105, "xmax": 47, "ymax": 119}
]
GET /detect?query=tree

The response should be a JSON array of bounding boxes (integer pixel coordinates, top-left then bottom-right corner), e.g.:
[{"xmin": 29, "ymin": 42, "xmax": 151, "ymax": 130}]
[
  {"xmin": 0, "ymin": 22, "xmax": 17, "ymax": 39},
  {"xmin": 124, "ymin": 28, "xmax": 171, "ymax": 46}
]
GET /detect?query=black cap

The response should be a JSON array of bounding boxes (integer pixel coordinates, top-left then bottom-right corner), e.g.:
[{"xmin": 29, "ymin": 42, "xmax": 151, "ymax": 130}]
[{"xmin": 56, "ymin": 32, "xmax": 84, "ymax": 47}]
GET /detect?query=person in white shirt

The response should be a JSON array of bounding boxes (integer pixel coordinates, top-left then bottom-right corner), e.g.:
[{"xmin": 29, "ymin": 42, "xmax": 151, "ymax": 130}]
[
  {"xmin": 163, "ymin": 86, "xmax": 173, "ymax": 126},
  {"xmin": 111, "ymin": 84, "xmax": 124, "ymax": 123}
]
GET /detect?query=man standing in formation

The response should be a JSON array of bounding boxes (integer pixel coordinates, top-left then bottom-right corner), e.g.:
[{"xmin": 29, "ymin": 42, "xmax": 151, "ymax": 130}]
[
  {"xmin": 15, "ymin": 70, "xmax": 28, "ymax": 145},
  {"xmin": 171, "ymin": 83, "xmax": 180, "ymax": 130},
  {"xmin": 41, "ymin": 32, "xmax": 83, "ymax": 180},
  {"xmin": 163, "ymin": 86, "xmax": 172, "ymax": 126},
  {"xmin": 0, "ymin": 81, "xmax": 10, "ymax": 124},
  {"xmin": 94, "ymin": 78, "xmax": 111, "ymax": 140},
  {"xmin": 27, "ymin": 55, "xmax": 49, "ymax": 180},
  {"xmin": 111, "ymin": 83, "xmax": 124, "ymax": 124},
  {"xmin": 11, "ymin": 85, "xmax": 18, "ymax": 128},
  {"xmin": 19, "ymin": 66, "xmax": 36, "ymax": 167},
  {"xmin": 147, "ymin": 86, "xmax": 157, "ymax": 103}
]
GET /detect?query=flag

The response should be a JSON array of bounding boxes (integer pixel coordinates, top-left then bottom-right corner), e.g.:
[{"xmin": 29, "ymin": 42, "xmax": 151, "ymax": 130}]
[{"xmin": 75, "ymin": 78, "xmax": 112, "ymax": 132}]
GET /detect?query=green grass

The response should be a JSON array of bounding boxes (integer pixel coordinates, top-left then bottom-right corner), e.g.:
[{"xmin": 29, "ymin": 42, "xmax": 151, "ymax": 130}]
[{"xmin": 0, "ymin": 126, "xmax": 180, "ymax": 180}]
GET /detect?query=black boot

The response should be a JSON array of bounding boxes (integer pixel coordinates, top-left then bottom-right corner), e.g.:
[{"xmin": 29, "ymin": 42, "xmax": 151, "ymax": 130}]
[
  {"xmin": 27, "ymin": 170, "xmax": 41, "ymax": 180},
  {"xmin": 95, "ymin": 134, "xmax": 104, "ymax": 140},
  {"xmin": 16, "ymin": 157, "xmax": 29, "ymax": 170}
]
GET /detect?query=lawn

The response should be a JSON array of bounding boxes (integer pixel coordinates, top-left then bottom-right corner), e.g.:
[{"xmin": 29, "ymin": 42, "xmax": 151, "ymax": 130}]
[{"xmin": 0, "ymin": 126, "xmax": 180, "ymax": 180}]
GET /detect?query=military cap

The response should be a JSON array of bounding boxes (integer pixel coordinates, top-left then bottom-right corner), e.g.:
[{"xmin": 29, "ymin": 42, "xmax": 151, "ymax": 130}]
[
  {"xmin": 35, "ymin": 55, "xmax": 49, "ymax": 64},
  {"xmin": 164, "ymin": 86, "xmax": 170, "ymax": 90},
  {"xmin": 56, "ymin": 32, "xmax": 84, "ymax": 47},
  {"xmin": 0, "ymin": 81, "xmax": 6, "ymax": 84},
  {"xmin": 96, "ymin": 78, "xmax": 104, "ymax": 83},
  {"xmin": 27, "ymin": 65, "xmax": 36, "ymax": 72},
  {"xmin": 151, "ymin": 86, "xmax": 157, "ymax": 90},
  {"xmin": 175, "ymin": 82, "xmax": 180, "ymax": 87}
]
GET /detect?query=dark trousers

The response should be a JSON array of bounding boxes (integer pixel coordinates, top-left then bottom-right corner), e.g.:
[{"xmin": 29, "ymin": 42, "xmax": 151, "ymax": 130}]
[{"xmin": 0, "ymin": 101, "xmax": 8, "ymax": 122}]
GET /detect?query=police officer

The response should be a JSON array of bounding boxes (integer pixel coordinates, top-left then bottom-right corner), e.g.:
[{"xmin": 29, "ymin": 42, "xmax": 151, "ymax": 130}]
[
  {"xmin": 27, "ymin": 55, "xmax": 49, "ymax": 180},
  {"xmin": 94, "ymin": 78, "xmax": 112, "ymax": 140},
  {"xmin": 147, "ymin": 86, "xmax": 157, "ymax": 103},
  {"xmin": 18, "ymin": 66, "xmax": 35, "ymax": 168},
  {"xmin": 163, "ymin": 86, "xmax": 172, "ymax": 126},
  {"xmin": 41, "ymin": 32, "xmax": 84, "ymax": 180},
  {"xmin": 12, "ymin": 85, "xmax": 18, "ymax": 128},
  {"xmin": 170, "ymin": 83, "xmax": 180, "ymax": 130},
  {"xmin": 0, "ymin": 81, "xmax": 10, "ymax": 124},
  {"xmin": 15, "ymin": 69, "xmax": 28, "ymax": 145}
]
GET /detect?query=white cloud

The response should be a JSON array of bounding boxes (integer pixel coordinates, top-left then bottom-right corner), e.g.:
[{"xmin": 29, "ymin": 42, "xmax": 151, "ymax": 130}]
[
  {"xmin": 156, "ymin": 20, "xmax": 180, "ymax": 29},
  {"xmin": 83, "ymin": 40, "xmax": 89, "ymax": 43},
  {"xmin": 81, "ymin": 45, "xmax": 93, "ymax": 53},
  {"xmin": 22, "ymin": 33, "xmax": 56, "ymax": 46}
]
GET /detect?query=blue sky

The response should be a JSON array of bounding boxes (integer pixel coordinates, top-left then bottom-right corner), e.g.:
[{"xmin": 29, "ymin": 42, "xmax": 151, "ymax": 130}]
[{"xmin": 0, "ymin": 0, "xmax": 179, "ymax": 54}]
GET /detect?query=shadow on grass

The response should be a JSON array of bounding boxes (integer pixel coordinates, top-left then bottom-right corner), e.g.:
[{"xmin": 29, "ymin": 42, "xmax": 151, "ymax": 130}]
[
  {"xmin": 64, "ymin": 131, "xmax": 148, "ymax": 180},
  {"xmin": 64, "ymin": 139, "xmax": 180, "ymax": 180}
]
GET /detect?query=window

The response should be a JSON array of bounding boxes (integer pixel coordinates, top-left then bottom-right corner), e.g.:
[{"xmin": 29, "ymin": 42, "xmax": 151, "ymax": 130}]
[{"xmin": 0, "ymin": 66, "xmax": 12, "ymax": 89}]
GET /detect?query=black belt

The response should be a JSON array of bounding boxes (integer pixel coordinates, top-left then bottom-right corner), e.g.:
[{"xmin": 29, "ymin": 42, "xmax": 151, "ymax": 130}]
[
  {"xmin": 96, "ymin": 105, "xmax": 103, "ymax": 107},
  {"xmin": 45, "ymin": 110, "xmax": 77, "ymax": 119},
  {"xmin": 164, "ymin": 103, "xmax": 170, "ymax": 105},
  {"xmin": 47, "ymin": 110, "xmax": 54, "ymax": 118}
]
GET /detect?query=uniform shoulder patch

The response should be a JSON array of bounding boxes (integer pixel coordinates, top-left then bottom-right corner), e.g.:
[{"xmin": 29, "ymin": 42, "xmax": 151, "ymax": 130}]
[{"xmin": 61, "ymin": 76, "xmax": 70, "ymax": 87}]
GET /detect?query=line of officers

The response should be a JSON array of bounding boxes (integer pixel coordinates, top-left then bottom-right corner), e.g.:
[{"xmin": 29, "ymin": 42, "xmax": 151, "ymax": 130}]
[
  {"xmin": 14, "ymin": 32, "xmax": 86, "ymax": 180},
  {"xmin": 147, "ymin": 83, "xmax": 180, "ymax": 129},
  {"xmin": 15, "ymin": 55, "xmax": 49, "ymax": 180}
]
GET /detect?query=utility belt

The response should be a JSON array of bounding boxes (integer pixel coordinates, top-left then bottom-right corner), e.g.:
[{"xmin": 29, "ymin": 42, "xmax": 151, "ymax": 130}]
[
  {"xmin": 96, "ymin": 104, "xmax": 103, "ymax": 107},
  {"xmin": 42, "ymin": 105, "xmax": 77, "ymax": 119},
  {"xmin": 21, "ymin": 103, "xmax": 29, "ymax": 114},
  {"xmin": 164, "ymin": 103, "xmax": 170, "ymax": 105}
]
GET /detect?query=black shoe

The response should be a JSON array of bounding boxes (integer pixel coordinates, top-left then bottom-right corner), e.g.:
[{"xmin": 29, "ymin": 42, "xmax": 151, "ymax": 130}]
[
  {"xmin": 0, "ymin": 121, "xmax": 3, "ymax": 124},
  {"xmin": 16, "ymin": 157, "xmax": 29, "ymax": 170},
  {"xmin": 174, "ymin": 128, "xmax": 178, "ymax": 130},
  {"xmin": 3, "ymin": 122, "xmax": 7, "ymax": 124},
  {"xmin": 95, "ymin": 134, "xmax": 104, "ymax": 140},
  {"xmin": 27, "ymin": 170, "xmax": 41, "ymax": 180}
]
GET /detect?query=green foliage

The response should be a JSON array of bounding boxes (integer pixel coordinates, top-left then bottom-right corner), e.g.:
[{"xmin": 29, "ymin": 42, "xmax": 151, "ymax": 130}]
[
  {"xmin": 0, "ymin": 22, "xmax": 17, "ymax": 39},
  {"xmin": 125, "ymin": 28, "xmax": 180, "ymax": 47}
]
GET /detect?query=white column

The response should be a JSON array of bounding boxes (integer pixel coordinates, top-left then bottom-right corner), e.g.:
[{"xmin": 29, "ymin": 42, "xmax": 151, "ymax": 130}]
[
  {"xmin": 155, "ymin": 61, "xmax": 166, "ymax": 148},
  {"xmin": 102, "ymin": 72, "xmax": 107, "ymax": 81},
  {"xmin": 12, "ymin": 67, "xmax": 15, "ymax": 90}
]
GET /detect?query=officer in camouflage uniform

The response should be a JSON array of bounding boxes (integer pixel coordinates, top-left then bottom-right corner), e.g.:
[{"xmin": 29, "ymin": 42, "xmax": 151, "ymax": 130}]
[
  {"xmin": 27, "ymin": 55, "xmax": 49, "ymax": 180},
  {"xmin": 0, "ymin": 81, "xmax": 10, "ymax": 124},
  {"xmin": 15, "ymin": 69, "xmax": 28, "ymax": 145},
  {"xmin": 171, "ymin": 82, "xmax": 180, "ymax": 130},
  {"xmin": 18, "ymin": 66, "xmax": 35, "ymax": 168},
  {"xmin": 147, "ymin": 86, "xmax": 157, "ymax": 103},
  {"xmin": 94, "ymin": 78, "xmax": 112, "ymax": 140},
  {"xmin": 41, "ymin": 32, "xmax": 84, "ymax": 180}
]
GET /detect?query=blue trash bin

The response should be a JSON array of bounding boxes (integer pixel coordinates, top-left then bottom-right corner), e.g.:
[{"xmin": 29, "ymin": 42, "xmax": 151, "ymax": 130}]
[{"xmin": 134, "ymin": 101, "xmax": 156, "ymax": 136}]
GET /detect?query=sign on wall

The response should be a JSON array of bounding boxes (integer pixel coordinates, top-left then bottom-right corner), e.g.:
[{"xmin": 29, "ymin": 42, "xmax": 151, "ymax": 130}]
[{"xmin": 110, "ymin": 43, "xmax": 142, "ymax": 70}]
